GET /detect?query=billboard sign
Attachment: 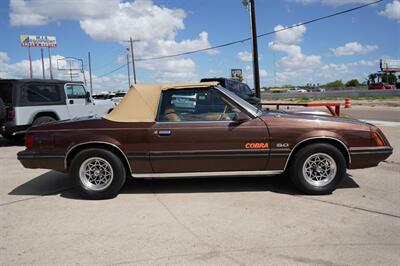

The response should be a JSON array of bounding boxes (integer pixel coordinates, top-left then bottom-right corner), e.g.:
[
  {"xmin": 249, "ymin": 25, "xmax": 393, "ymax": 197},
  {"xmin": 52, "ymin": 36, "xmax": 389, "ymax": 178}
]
[
  {"xmin": 231, "ymin": 69, "xmax": 243, "ymax": 80},
  {"xmin": 380, "ymin": 58, "xmax": 400, "ymax": 72},
  {"xmin": 20, "ymin": 35, "xmax": 57, "ymax": 47}
]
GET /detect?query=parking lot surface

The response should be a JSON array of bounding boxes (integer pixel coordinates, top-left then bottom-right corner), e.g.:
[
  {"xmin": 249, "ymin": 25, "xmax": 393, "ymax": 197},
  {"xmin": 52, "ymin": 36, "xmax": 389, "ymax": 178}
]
[{"xmin": 1, "ymin": 124, "xmax": 399, "ymax": 265}]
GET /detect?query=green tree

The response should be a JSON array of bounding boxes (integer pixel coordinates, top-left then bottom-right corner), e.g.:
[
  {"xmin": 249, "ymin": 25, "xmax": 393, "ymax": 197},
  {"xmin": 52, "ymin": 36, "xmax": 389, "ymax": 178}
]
[
  {"xmin": 345, "ymin": 79, "xmax": 360, "ymax": 87},
  {"xmin": 322, "ymin": 80, "xmax": 344, "ymax": 88}
]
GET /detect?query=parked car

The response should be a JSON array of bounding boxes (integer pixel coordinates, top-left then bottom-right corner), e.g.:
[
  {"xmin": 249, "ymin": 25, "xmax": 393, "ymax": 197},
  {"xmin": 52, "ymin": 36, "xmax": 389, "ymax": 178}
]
[
  {"xmin": 110, "ymin": 91, "xmax": 127, "ymax": 104},
  {"xmin": 308, "ymin": 87, "xmax": 326, "ymax": 92},
  {"xmin": 18, "ymin": 82, "xmax": 392, "ymax": 199},
  {"xmin": 0, "ymin": 79, "xmax": 115, "ymax": 141},
  {"xmin": 288, "ymin": 87, "xmax": 307, "ymax": 93},
  {"xmin": 200, "ymin": 78, "xmax": 260, "ymax": 105},
  {"xmin": 269, "ymin": 88, "xmax": 289, "ymax": 93}
]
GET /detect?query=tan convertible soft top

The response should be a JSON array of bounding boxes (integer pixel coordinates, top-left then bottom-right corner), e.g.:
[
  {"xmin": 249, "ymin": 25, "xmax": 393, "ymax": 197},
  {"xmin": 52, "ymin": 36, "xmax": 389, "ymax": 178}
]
[{"xmin": 104, "ymin": 82, "xmax": 219, "ymax": 122}]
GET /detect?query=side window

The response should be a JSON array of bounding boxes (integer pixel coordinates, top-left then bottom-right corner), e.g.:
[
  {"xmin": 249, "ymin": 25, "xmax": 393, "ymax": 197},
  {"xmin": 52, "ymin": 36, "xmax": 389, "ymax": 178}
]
[
  {"xmin": 22, "ymin": 84, "xmax": 61, "ymax": 103},
  {"xmin": 66, "ymin": 84, "xmax": 86, "ymax": 99},
  {"xmin": 157, "ymin": 88, "xmax": 241, "ymax": 122},
  {"xmin": 240, "ymin": 84, "xmax": 253, "ymax": 95}
]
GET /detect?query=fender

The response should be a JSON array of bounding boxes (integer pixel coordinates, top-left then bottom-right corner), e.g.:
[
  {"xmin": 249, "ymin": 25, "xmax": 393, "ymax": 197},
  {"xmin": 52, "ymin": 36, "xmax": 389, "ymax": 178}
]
[{"xmin": 282, "ymin": 135, "xmax": 351, "ymax": 171}]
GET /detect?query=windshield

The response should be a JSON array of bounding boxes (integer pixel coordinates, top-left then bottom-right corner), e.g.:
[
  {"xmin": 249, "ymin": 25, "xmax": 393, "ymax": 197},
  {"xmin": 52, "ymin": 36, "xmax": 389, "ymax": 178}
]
[{"xmin": 216, "ymin": 86, "xmax": 260, "ymax": 117}]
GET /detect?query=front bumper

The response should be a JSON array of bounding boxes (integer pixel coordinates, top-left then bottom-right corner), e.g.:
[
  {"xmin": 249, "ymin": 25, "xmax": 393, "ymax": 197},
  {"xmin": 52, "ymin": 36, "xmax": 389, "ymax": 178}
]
[
  {"xmin": 348, "ymin": 146, "xmax": 393, "ymax": 169},
  {"xmin": 17, "ymin": 150, "xmax": 66, "ymax": 172}
]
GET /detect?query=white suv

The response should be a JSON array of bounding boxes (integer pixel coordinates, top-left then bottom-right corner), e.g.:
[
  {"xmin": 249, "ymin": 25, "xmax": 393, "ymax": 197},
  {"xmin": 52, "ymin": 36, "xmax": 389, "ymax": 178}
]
[{"xmin": 0, "ymin": 79, "xmax": 116, "ymax": 141}]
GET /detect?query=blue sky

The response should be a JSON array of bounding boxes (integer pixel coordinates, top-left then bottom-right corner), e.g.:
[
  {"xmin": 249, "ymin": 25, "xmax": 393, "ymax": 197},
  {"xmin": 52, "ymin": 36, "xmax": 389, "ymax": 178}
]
[{"xmin": 0, "ymin": 0, "xmax": 399, "ymax": 91}]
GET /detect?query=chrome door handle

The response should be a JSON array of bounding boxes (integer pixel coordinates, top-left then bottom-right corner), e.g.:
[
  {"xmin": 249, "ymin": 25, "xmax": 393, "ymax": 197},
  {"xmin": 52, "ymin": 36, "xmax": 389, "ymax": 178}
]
[{"xmin": 157, "ymin": 130, "xmax": 171, "ymax": 136}]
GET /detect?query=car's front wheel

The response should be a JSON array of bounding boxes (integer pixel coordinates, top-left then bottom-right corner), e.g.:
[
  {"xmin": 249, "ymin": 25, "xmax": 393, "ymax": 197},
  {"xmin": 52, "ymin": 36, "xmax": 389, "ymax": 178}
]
[
  {"xmin": 289, "ymin": 143, "xmax": 346, "ymax": 195},
  {"xmin": 70, "ymin": 148, "xmax": 126, "ymax": 200}
]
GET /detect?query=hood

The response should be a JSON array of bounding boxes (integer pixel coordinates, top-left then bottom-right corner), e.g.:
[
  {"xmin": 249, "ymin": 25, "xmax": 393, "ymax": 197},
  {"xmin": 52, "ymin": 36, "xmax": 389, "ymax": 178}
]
[{"xmin": 261, "ymin": 109, "xmax": 371, "ymax": 126}]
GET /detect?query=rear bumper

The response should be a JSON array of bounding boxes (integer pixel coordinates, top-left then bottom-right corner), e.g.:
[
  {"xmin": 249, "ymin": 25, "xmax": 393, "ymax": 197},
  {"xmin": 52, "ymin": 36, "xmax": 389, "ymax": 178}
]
[
  {"xmin": 1, "ymin": 121, "xmax": 29, "ymax": 135},
  {"xmin": 17, "ymin": 150, "xmax": 66, "ymax": 172},
  {"xmin": 348, "ymin": 146, "xmax": 393, "ymax": 169}
]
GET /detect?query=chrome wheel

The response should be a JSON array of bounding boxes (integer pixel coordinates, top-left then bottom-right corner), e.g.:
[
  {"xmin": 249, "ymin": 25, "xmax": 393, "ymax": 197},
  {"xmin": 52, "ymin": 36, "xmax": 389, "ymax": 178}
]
[
  {"xmin": 302, "ymin": 153, "xmax": 337, "ymax": 187},
  {"xmin": 79, "ymin": 157, "xmax": 114, "ymax": 191}
]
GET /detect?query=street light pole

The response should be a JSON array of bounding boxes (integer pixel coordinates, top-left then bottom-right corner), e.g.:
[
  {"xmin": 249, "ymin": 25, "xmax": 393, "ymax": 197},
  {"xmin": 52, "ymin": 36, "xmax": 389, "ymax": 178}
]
[
  {"xmin": 88, "ymin": 52, "xmax": 93, "ymax": 95},
  {"xmin": 249, "ymin": 0, "xmax": 261, "ymax": 98}
]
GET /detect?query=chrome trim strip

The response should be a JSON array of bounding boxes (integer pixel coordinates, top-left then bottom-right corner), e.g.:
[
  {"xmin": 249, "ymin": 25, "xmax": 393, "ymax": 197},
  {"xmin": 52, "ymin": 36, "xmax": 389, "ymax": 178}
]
[
  {"xmin": 282, "ymin": 136, "xmax": 351, "ymax": 171},
  {"xmin": 64, "ymin": 141, "xmax": 132, "ymax": 173},
  {"xmin": 132, "ymin": 170, "xmax": 283, "ymax": 179},
  {"xmin": 155, "ymin": 120, "xmax": 234, "ymax": 124},
  {"xmin": 349, "ymin": 146, "xmax": 393, "ymax": 152},
  {"xmin": 216, "ymin": 86, "xmax": 259, "ymax": 118}
]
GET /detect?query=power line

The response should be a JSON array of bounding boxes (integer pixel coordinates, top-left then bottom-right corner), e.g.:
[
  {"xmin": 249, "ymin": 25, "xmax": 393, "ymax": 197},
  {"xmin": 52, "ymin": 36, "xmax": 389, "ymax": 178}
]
[
  {"xmin": 98, "ymin": 0, "xmax": 385, "ymax": 77},
  {"xmin": 97, "ymin": 63, "xmax": 128, "ymax": 78},
  {"xmin": 136, "ymin": 0, "xmax": 384, "ymax": 61}
]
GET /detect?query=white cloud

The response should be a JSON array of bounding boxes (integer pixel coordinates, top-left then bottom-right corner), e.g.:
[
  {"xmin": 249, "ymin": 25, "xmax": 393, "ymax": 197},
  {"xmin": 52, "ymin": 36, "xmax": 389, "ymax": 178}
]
[
  {"xmin": 265, "ymin": 24, "xmax": 378, "ymax": 85},
  {"xmin": 269, "ymin": 24, "xmax": 321, "ymax": 72},
  {"xmin": 9, "ymin": 0, "xmax": 216, "ymax": 83},
  {"xmin": 330, "ymin": 42, "xmax": 378, "ymax": 56},
  {"xmin": 379, "ymin": 0, "xmax": 400, "ymax": 21},
  {"xmin": 10, "ymin": 0, "xmax": 120, "ymax": 26},
  {"xmin": 259, "ymin": 69, "xmax": 268, "ymax": 77},
  {"xmin": 138, "ymin": 58, "xmax": 197, "ymax": 82},
  {"xmin": 237, "ymin": 51, "xmax": 252, "ymax": 62},
  {"xmin": 273, "ymin": 24, "xmax": 306, "ymax": 45}
]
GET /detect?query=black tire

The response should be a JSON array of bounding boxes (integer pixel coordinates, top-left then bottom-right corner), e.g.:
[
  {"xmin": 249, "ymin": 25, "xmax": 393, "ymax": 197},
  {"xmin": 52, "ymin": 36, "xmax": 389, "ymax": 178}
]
[
  {"xmin": 0, "ymin": 98, "xmax": 5, "ymax": 123},
  {"xmin": 70, "ymin": 148, "xmax": 126, "ymax": 200},
  {"xmin": 288, "ymin": 143, "xmax": 346, "ymax": 195},
  {"xmin": 32, "ymin": 116, "xmax": 56, "ymax": 126}
]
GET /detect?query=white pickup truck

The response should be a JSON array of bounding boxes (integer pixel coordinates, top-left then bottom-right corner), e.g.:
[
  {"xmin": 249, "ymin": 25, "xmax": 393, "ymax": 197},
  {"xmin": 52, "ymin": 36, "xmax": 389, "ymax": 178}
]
[{"xmin": 0, "ymin": 79, "xmax": 116, "ymax": 141}]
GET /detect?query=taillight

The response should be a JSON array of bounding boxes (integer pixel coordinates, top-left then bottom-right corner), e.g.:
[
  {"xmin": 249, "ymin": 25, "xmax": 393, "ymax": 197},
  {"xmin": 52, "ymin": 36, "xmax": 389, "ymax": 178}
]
[
  {"xmin": 7, "ymin": 108, "xmax": 15, "ymax": 119},
  {"xmin": 25, "ymin": 133, "xmax": 34, "ymax": 149},
  {"xmin": 373, "ymin": 132, "xmax": 385, "ymax": 146}
]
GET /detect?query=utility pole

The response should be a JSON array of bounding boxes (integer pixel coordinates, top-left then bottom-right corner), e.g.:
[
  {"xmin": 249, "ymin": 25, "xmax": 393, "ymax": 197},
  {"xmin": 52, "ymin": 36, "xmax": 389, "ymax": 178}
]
[
  {"xmin": 48, "ymin": 47, "xmax": 53, "ymax": 79},
  {"xmin": 40, "ymin": 48, "xmax": 45, "ymax": 79},
  {"xmin": 28, "ymin": 46, "xmax": 33, "ymax": 78},
  {"xmin": 126, "ymin": 53, "xmax": 131, "ymax": 87},
  {"xmin": 88, "ymin": 52, "xmax": 93, "ymax": 95},
  {"xmin": 129, "ymin": 37, "xmax": 137, "ymax": 84},
  {"xmin": 249, "ymin": 0, "xmax": 261, "ymax": 98}
]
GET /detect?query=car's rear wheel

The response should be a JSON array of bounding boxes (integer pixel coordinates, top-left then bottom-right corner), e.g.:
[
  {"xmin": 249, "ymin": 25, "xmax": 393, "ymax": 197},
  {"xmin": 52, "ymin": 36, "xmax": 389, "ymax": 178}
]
[
  {"xmin": 32, "ymin": 116, "xmax": 56, "ymax": 126},
  {"xmin": 70, "ymin": 148, "xmax": 126, "ymax": 200},
  {"xmin": 289, "ymin": 143, "xmax": 346, "ymax": 195}
]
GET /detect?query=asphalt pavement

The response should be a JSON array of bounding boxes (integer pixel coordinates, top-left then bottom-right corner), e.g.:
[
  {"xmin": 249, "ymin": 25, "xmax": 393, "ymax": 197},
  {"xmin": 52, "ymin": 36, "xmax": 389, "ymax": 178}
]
[
  {"xmin": 342, "ymin": 106, "xmax": 400, "ymax": 122},
  {"xmin": 0, "ymin": 112, "xmax": 399, "ymax": 265}
]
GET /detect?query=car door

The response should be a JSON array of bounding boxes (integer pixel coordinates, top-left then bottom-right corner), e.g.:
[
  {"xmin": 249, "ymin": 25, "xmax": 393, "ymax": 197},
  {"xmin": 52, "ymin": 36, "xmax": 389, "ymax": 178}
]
[
  {"xmin": 149, "ymin": 88, "xmax": 270, "ymax": 173},
  {"xmin": 65, "ymin": 83, "xmax": 93, "ymax": 118}
]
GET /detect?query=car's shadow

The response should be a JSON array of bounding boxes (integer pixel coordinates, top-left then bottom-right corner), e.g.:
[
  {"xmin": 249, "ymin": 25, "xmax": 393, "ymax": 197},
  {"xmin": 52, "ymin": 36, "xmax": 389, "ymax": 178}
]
[
  {"xmin": 9, "ymin": 171, "xmax": 359, "ymax": 200},
  {"xmin": 0, "ymin": 137, "xmax": 24, "ymax": 147}
]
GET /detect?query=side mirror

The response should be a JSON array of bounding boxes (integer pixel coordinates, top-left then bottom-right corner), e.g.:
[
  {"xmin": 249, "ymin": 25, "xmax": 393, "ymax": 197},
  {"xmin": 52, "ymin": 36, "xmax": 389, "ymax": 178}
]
[
  {"xmin": 85, "ymin": 91, "xmax": 92, "ymax": 103},
  {"xmin": 233, "ymin": 112, "xmax": 249, "ymax": 124}
]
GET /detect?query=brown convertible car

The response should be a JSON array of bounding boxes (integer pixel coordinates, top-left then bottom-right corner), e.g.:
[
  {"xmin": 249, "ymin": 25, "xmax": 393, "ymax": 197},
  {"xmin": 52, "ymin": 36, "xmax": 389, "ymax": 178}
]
[{"xmin": 18, "ymin": 82, "xmax": 393, "ymax": 199}]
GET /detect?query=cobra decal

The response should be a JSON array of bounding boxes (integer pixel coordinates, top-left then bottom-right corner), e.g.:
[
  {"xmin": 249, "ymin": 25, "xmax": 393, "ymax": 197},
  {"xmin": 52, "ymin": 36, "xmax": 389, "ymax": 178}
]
[{"xmin": 245, "ymin": 143, "xmax": 269, "ymax": 149}]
